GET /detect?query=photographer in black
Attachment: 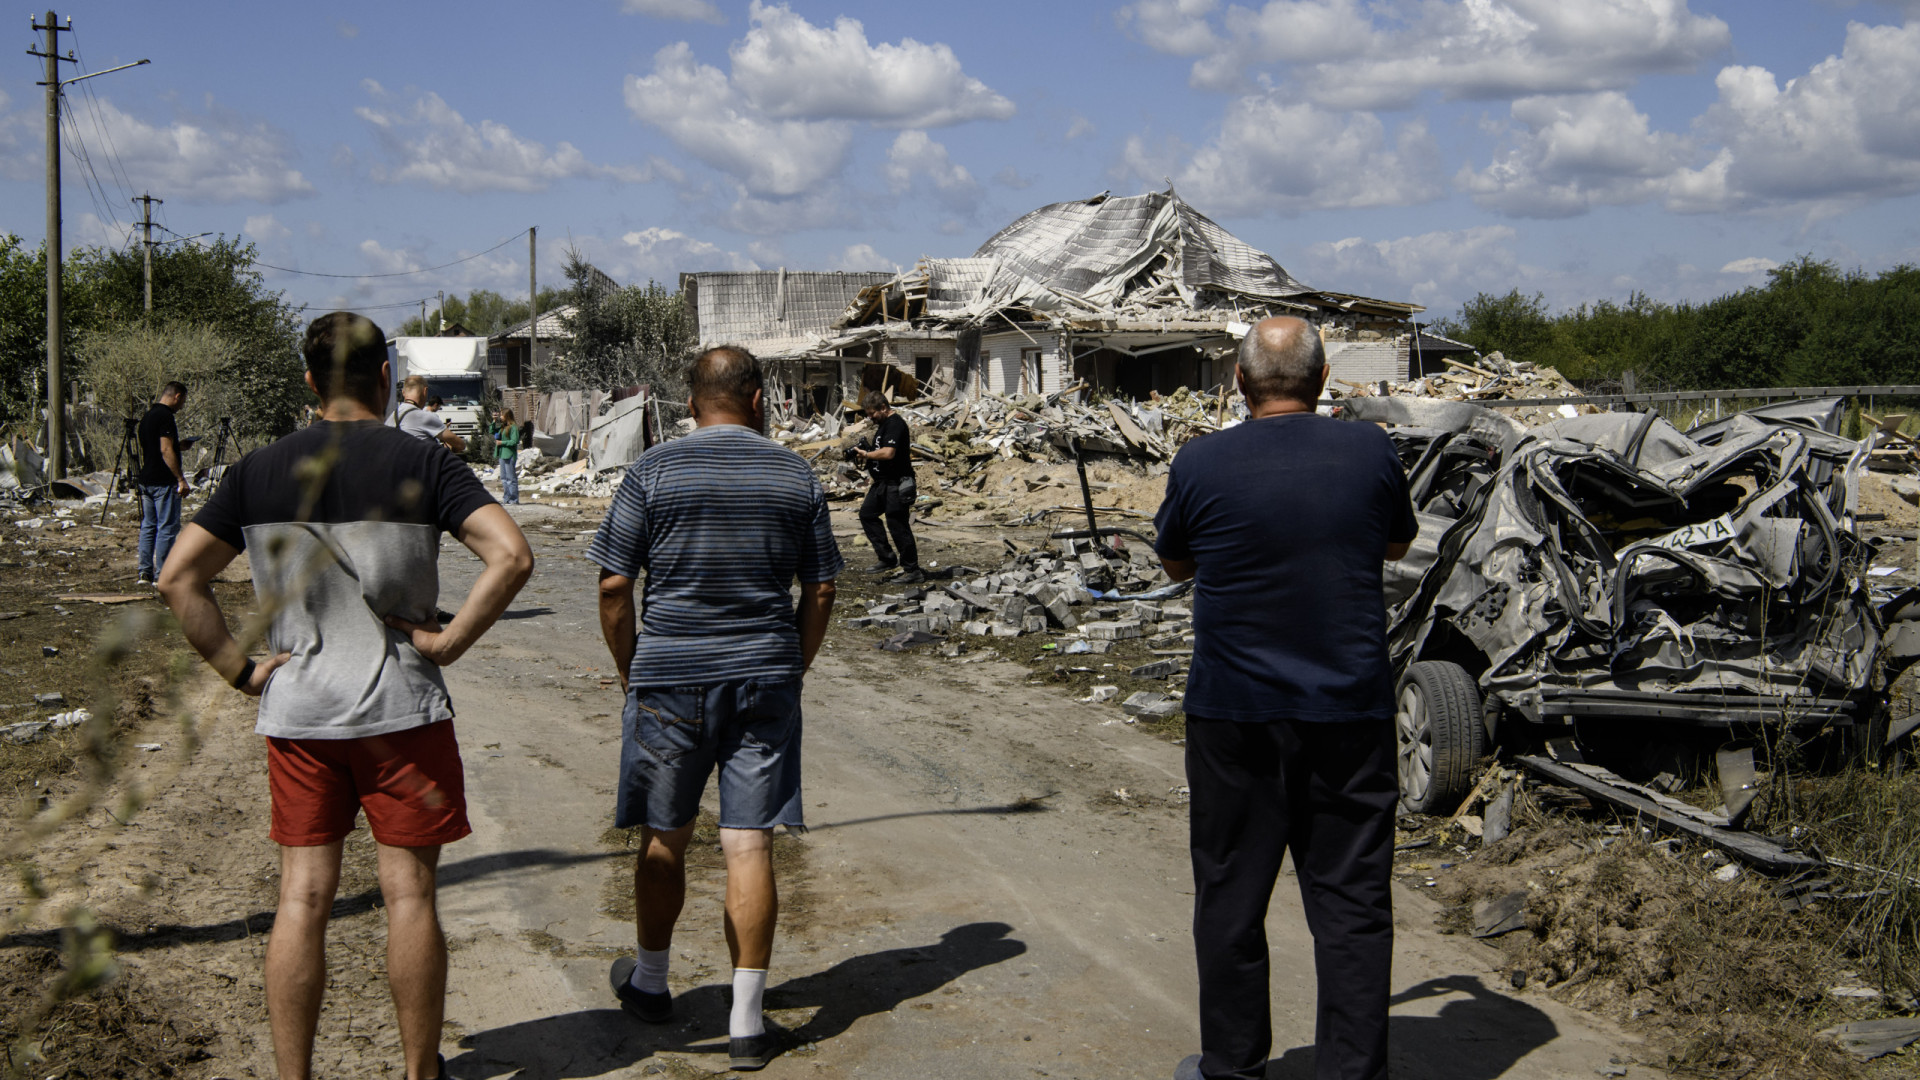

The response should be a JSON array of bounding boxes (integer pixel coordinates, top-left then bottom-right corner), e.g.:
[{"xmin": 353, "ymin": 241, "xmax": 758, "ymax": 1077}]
[{"xmin": 853, "ymin": 391, "xmax": 922, "ymax": 583}]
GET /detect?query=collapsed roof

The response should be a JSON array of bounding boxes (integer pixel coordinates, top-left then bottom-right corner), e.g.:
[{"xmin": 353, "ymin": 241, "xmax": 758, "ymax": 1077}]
[{"xmin": 840, "ymin": 188, "xmax": 1419, "ymax": 333}]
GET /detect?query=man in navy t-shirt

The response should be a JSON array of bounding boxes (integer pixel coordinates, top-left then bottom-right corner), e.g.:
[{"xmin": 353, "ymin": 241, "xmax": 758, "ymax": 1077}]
[{"xmin": 1155, "ymin": 316, "xmax": 1416, "ymax": 1080}]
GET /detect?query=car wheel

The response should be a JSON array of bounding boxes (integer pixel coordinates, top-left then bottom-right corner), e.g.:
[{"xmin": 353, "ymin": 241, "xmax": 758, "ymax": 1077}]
[{"xmin": 1396, "ymin": 660, "xmax": 1485, "ymax": 813}]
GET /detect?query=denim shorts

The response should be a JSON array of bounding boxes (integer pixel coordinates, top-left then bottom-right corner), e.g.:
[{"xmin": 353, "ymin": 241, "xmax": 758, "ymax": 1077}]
[{"xmin": 615, "ymin": 678, "xmax": 805, "ymax": 832}]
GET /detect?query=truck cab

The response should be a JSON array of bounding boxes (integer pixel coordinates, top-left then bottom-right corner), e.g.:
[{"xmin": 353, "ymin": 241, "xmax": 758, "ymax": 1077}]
[{"xmin": 387, "ymin": 337, "xmax": 492, "ymax": 439}]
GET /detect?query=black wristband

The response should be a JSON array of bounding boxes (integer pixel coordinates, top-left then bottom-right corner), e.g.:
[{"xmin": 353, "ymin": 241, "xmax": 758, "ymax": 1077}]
[{"xmin": 230, "ymin": 657, "xmax": 257, "ymax": 690}]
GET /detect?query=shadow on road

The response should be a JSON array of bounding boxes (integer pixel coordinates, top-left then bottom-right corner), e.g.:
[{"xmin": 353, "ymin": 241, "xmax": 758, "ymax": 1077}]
[
  {"xmin": 495, "ymin": 607, "xmax": 555, "ymax": 621},
  {"xmin": 1267, "ymin": 975, "xmax": 1558, "ymax": 1080},
  {"xmin": 444, "ymin": 921, "xmax": 1028, "ymax": 1079},
  {"xmin": 0, "ymin": 847, "xmax": 622, "ymax": 954},
  {"xmin": 807, "ymin": 797, "xmax": 1055, "ymax": 831}
]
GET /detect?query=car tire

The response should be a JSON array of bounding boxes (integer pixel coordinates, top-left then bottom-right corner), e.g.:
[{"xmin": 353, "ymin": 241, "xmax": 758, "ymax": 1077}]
[{"xmin": 1396, "ymin": 660, "xmax": 1484, "ymax": 814}]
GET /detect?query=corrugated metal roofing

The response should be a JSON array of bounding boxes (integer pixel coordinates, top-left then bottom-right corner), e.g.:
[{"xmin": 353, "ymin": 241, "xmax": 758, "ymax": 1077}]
[
  {"xmin": 685, "ymin": 271, "xmax": 894, "ymax": 358},
  {"xmin": 492, "ymin": 305, "xmax": 575, "ymax": 341},
  {"xmin": 971, "ymin": 189, "xmax": 1313, "ymax": 309},
  {"xmin": 1325, "ymin": 341, "xmax": 1408, "ymax": 386}
]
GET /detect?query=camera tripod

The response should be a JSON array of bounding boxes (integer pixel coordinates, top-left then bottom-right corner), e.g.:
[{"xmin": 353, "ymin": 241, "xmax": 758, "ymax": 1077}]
[{"xmin": 98, "ymin": 417, "xmax": 141, "ymax": 525}]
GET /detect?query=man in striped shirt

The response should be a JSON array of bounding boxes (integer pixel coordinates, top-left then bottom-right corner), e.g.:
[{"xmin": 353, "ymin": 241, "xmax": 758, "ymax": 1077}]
[{"xmin": 589, "ymin": 346, "xmax": 842, "ymax": 1071}]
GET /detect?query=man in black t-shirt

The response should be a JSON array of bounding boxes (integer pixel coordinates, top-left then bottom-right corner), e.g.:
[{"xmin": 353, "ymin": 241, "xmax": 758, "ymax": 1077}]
[
  {"xmin": 854, "ymin": 391, "xmax": 921, "ymax": 583},
  {"xmin": 135, "ymin": 381, "xmax": 189, "ymax": 585},
  {"xmin": 1155, "ymin": 317, "xmax": 1417, "ymax": 1080},
  {"xmin": 156, "ymin": 311, "xmax": 534, "ymax": 1080}
]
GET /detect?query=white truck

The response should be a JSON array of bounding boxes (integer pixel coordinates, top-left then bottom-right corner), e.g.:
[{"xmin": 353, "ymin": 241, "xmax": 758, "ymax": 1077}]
[{"xmin": 387, "ymin": 337, "xmax": 491, "ymax": 439}]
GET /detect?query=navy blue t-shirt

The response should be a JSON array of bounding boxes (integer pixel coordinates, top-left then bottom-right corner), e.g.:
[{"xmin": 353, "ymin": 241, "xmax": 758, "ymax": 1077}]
[{"xmin": 1153, "ymin": 413, "xmax": 1417, "ymax": 723}]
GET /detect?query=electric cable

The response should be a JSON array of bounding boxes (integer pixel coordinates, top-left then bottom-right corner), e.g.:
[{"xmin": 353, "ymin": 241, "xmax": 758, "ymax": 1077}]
[{"xmin": 250, "ymin": 228, "xmax": 530, "ymax": 279}]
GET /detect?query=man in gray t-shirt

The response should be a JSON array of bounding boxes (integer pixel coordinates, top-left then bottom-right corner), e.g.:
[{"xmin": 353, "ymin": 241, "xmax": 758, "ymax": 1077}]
[
  {"xmin": 159, "ymin": 312, "xmax": 532, "ymax": 1080},
  {"xmin": 395, "ymin": 374, "xmax": 466, "ymax": 453}
]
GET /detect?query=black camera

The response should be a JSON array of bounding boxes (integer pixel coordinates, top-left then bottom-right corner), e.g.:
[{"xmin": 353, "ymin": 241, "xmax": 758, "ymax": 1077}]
[{"xmin": 842, "ymin": 437, "xmax": 872, "ymax": 463}]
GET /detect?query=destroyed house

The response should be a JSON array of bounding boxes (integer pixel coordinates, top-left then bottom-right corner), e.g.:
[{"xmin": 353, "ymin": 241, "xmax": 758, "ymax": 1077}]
[
  {"xmin": 830, "ymin": 188, "xmax": 1425, "ymax": 402},
  {"xmin": 681, "ymin": 270, "xmax": 898, "ymax": 415},
  {"xmin": 489, "ymin": 306, "xmax": 576, "ymax": 390}
]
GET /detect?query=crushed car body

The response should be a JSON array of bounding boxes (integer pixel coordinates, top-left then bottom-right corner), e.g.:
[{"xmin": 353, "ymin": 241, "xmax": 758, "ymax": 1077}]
[{"xmin": 1342, "ymin": 396, "xmax": 1920, "ymax": 810}]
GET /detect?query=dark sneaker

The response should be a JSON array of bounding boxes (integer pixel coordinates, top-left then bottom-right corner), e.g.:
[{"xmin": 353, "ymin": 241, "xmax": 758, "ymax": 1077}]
[
  {"xmin": 1174, "ymin": 1053, "xmax": 1203, "ymax": 1080},
  {"xmin": 861, "ymin": 561, "xmax": 899, "ymax": 574},
  {"xmin": 432, "ymin": 1053, "xmax": 449, "ymax": 1080},
  {"xmin": 608, "ymin": 956, "xmax": 673, "ymax": 1023},
  {"xmin": 894, "ymin": 567, "xmax": 926, "ymax": 584},
  {"xmin": 728, "ymin": 1022, "xmax": 787, "ymax": 1071}
]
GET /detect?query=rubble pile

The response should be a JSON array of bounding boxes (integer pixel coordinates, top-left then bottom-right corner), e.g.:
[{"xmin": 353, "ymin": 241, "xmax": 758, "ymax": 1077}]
[{"xmin": 1325, "ymin": 352, "xmax": 1603, "ymax": 427}]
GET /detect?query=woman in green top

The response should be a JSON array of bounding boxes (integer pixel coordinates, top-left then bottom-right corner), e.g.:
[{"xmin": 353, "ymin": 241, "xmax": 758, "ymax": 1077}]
[{"xmin": 494, "ymin": 408, "xmax": 522, "ymax": 504}]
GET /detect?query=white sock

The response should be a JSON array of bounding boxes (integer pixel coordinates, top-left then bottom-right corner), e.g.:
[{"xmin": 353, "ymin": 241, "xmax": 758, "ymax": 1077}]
[
  {"xmin": 730, "ymin": 968, "xmax": 767, "ymax": 1038},
  {"xmin": 630, "ymin": 947, "xmax": 670, "ymax": 994}
]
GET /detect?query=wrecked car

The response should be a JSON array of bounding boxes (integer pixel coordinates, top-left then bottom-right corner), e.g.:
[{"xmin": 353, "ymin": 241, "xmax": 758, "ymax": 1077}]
[{"xmin": 1342, "ymin": 396, "xmax": 1920, "ymax": 811}]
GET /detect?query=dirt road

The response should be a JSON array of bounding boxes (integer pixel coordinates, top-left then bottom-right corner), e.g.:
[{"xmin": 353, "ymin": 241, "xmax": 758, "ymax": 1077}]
[{"xmin": 9, "ymin": 500, "xmax": 1647, "ymax": 1079}]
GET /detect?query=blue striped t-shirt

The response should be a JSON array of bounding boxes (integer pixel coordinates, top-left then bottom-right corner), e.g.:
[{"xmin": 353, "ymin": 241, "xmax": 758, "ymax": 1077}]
[{"xmin": 587, "ymin": 424, "xmax": 844, "ymax": 687}]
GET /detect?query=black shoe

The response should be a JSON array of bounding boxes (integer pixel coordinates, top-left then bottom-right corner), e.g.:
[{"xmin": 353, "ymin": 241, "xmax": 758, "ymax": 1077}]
[
  {"xmin": 895, "ymin": 567, "xmax": 926, "ymax": 584},
  {"xmin": 861, "ymin": 560, "xmax": 899, "ymax": 574},
  {"xmin": 1174, "ymin": 1054, "xmax": 1203, "ymax": 1080},
  {"xmin": 729, "ymin": 1022, "xmax": 787, "ymax": 1071},
  {"xmin": 608, "ymin": 956, "xmax": 673, "ymax": 1023},
  {"xmin": 432, "ymin": 1053, "xmax": 450, "ymax": 1080}
]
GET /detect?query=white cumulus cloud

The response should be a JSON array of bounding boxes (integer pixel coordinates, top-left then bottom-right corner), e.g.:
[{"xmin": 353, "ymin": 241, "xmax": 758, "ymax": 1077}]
[
  {"xmin": 244, "ymin": 214, "xmax": 290, "ymax": 242},
  {"xmin": 728, "ymin": 2, "xmax": 1014, "ymax": 127},
  {"xmin": 617, "ymin": 227, "xmax": 757, "ymax": 282},
  {"xmin": 1125, "ymin": 96, "xmax": 1443, "ymax": 215},
  {"xmin": 884, "ymin": 130, "xmax": 983, "ymax": 213},
  {"xmin": 832, "ymin": 243, "xmax": 894, "ymax": 271},
  {"xmin": 625, "ymin": 43, "xmax": 854, "ymax": 198},
  {"xmin": 1458, "ymin": 92, "xmax": 1695, "ymax": 217},
  {"xmin": 1673, "ymin": 20, "xmax": 1920, "ymax": 213},
  {"xmin": 1296, "ymin": 226, "xmax": 1522, "ymax": 310},
  {"xmin": 36, "ymin": 95, "xmax": 315, "ymax": 204},
  {"xmin": 1122, "ymin": 0, "xmax": 1730, "ymax": 107},
  {"xmin": 357, "ymin": 89, "xmax": 652, "ymax": 193},
  {"xmin": 621, "ymin": 0, "xmax": 726, "ymax": 24},
  {"xmin": 1719, "ymin": 256, "xmax": 1780, "ymax": 275}
]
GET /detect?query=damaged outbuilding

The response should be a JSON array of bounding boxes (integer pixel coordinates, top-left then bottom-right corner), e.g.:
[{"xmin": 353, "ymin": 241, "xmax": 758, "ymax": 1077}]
[{"xmin": 1347, "ymin": 397, "xmax": 1920, "ymax": 811}]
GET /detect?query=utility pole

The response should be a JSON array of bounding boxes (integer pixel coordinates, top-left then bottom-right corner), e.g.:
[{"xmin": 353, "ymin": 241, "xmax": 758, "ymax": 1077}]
[
  {"xmin": 437, "ymin": 289, "xmax": 445, "ymax": 334},
  {"xmin": 31, "ymin": 11, "xmax": 71, "ymax": 480},
  {"xmin": 29, "ymin": 11, "xmax": 147, "ymax": 481},
  {"xmin": 420, "ymin": 300, "xmax": 427, "ymax": 335},
  {"xmin": 134, "ymin": 192, "xmax": 161, "ymax": 312},
  {"xmin": 527, "ymin": 227, "xmax": 537, "ymax": 375}
]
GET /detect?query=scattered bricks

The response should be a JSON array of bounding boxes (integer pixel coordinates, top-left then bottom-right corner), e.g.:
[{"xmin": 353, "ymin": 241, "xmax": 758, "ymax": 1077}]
[
  {"xmin": 1078, "ymin": 551, "xmax": 1107, "ymax": 571},
  {"xmin": 999, "ymin": 595, "xmax": 1030, "ymax": 622},
  {"xmin": 894, "ymin": 615, "xmax": 937, "ymax": 634},
  {"xmin": 893, "ymin": 603, "xmax": 924, "ymax": 616},
  {"xmin": 1129, "ymin": 659, "xmax": 1183, "ymax": 680},
  {"xmin": 32, "ymin": 692, "xmax": 64, "ymax": 707},
  {"xmin": 1021, "ymin": 615, "xmax": 1049, "ymax": 634},
  {"xmin": 1127, "ymin": 601, "xmax": 1163, "ymax": 624},
  {"xmin": 867, "ymin": 602, "xmax": 898, "ymax": 615},
  {"xmin": 1043, "ymin": 595, "xmax": 1077, "ymax": 630},
  {"xmin": 990, "ymin": 621, "xmax": 1024, "ymax": 638},
  {"xmin": 1162, "ymin": 603, "xmax": 1192, "ymax": 618},
  {"xmin": 938, "ymin": 641, "xmax": 969, "ymax": 658},
  {"xmin": 1081, "ymin": 620, "xmax": 1144, "ymax": 640},
  {"xmin": 1062, "ymin": 585, "xmax": 1096, "ymax": 607},
  {"xmin": 1088, "ymin": 685, "xmax": 1120, "ymax": 703},
  {"xmin": 2, "ymin": 721, "xmax": 52, "ymax": 744},
  {"xmin": 962, "ymin": 620, "xmax": 994, "ymax": 636},
  {"xmin": 1157, "ymin": 619, "xmax": 1192, "ymax": 634},
  {"xmin": 1088, "ymin": 606, "xmax": 1120, "ymax": 620},
  {"xmin": 1146, "ymin": 631, "xmax": 1186, "ymax": 650},
  {"xmin": 1121, "ymin": 691, "xmax": 1170, "ymax": 716}
]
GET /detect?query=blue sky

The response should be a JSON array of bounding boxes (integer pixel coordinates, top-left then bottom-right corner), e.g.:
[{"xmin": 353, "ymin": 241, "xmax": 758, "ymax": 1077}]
[{"xmin": 5, "ymin": 0, "xmax": 1920, "ymax": 324}]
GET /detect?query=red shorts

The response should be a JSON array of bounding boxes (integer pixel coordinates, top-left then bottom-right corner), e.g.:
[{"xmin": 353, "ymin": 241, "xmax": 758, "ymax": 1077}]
[{"xmin": 266, "ymin": 721, "xmax": 471, "ymax": 847}]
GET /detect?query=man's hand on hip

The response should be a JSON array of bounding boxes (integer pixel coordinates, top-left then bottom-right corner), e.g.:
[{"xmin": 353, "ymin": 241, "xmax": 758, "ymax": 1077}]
[
  {"xmin": 385, "ymin": 613, "xmax": 461, "ymax": 665},
  {"xmin": 239, "ymin": 652, "xmax": 295, "ymax": 696}
]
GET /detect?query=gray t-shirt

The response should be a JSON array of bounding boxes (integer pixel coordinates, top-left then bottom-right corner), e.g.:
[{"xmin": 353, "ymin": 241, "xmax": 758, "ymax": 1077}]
[
  {"xmin": 396, "ymin": 401, "xmax": 446, "ymax": 442},
  {"xmin": 192, "ymin": 421, "xmax": 496, "ymax": 739}
]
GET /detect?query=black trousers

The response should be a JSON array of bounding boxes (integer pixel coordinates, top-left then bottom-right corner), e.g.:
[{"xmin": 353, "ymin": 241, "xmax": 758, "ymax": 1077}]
[
  {"xmin": 858, "ymin": 478, "xmax": 919, "ymax": 568},
  {"xmin": 1186, "ymin": 716, "xmax": 1398, "ymax": 1080}
]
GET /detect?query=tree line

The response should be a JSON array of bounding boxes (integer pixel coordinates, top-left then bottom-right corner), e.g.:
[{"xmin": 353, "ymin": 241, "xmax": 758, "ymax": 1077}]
[{"xmin": 1433, "ymin": 257, "xmax": 1920, "ymax": 392}]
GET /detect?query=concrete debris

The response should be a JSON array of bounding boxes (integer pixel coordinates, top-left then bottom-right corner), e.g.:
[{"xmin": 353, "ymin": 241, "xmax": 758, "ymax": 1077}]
[
  {"xmin": 3, "ymin": 707, "xmax": 90, "ymax": 745},
  {"xmin": 1120, "ymin": 692, "xmax": 1180, "ymax": 719},
  {"xmin": 1471, "ymin": 889, "xmax": 1530, "ymax": 938}
]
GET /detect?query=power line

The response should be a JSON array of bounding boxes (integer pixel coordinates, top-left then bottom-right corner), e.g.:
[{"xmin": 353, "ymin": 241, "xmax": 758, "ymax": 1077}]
[
  {"xmin": 68, "ymin": 32, "xmax": 138, "ymax": 207},
  {"xmin": 58, "ymin": 95, "xmax": 123, "ymax": 237},
  {"xmin": 250, "ymin": 228, "xmax": 531, "ymax": 279}
]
